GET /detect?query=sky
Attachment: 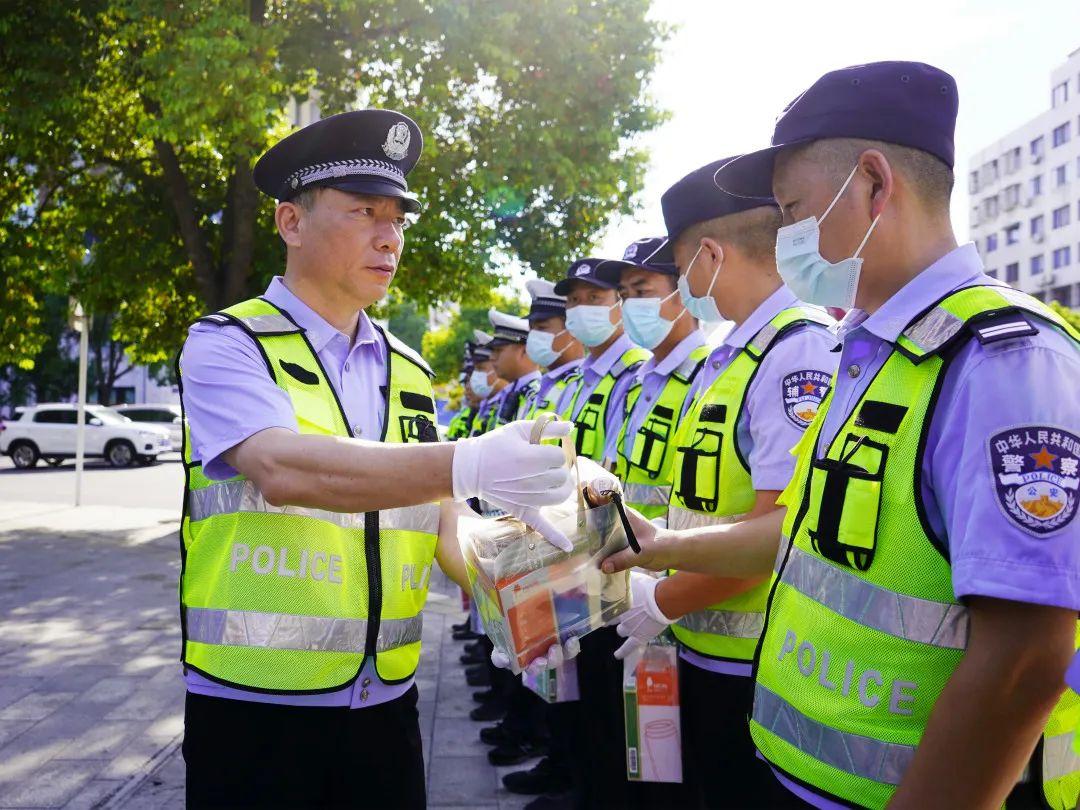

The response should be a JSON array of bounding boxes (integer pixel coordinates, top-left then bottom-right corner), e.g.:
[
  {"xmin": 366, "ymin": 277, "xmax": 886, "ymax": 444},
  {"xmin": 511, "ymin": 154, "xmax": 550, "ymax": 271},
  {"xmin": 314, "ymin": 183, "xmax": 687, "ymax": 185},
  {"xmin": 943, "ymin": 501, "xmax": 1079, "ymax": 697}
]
[{"xmin": 592, "ymin": 0, "xmax": 1080, "ymax": 258}]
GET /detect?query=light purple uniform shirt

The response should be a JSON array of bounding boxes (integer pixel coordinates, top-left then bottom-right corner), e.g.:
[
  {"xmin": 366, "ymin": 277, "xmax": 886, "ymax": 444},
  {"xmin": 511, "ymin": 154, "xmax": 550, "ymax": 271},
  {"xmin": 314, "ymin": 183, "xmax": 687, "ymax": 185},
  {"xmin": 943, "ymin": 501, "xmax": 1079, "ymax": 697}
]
[
  {"xmin": 569, "ymin": 333, "xmax": 648, "ymax": 458},
  {"xmin": 677, "ymin": 285, "xmax": 837, "ymax": 677},
  {"xmin": 180, "ymin": 276, "xmax": 414, "ymax": 708},
  {"xmin": 815, "ymin": 242, "xmax": 1080, "ymax": 609},
  {"xmin": 503, "ymin": 369, "xmax": 540, "ymax": 422},
  {"xmin": 528, "ymin": 358, "xmax": 583, "ymax": 415},
  {"xmin": 606, "ymin": 330, "xmax": 706, "ymax": 466}
]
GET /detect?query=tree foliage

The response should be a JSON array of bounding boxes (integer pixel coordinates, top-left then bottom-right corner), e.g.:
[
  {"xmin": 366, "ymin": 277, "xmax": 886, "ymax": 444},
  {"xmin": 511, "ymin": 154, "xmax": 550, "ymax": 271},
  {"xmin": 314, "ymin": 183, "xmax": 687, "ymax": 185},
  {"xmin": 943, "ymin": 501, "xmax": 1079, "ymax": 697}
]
[
  {"xmin": 422, "ymin": 292, "xmax": 527, "ymax": 383},
  {"xmin": 0, "ymin": 0, "xmax": 666, "ymax": 368}
]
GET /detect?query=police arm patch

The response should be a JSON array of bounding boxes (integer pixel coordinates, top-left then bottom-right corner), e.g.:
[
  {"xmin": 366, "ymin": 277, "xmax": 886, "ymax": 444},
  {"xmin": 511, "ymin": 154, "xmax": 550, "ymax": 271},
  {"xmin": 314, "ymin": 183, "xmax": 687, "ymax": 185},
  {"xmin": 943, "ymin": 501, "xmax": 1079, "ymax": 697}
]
[
  {"xmin": 988, "ymin": 426, "xmax": 1079, "ymax": 536},
  {"xmin": 782, "ymin": 370, "xmax": 831, "ymax": 428}
]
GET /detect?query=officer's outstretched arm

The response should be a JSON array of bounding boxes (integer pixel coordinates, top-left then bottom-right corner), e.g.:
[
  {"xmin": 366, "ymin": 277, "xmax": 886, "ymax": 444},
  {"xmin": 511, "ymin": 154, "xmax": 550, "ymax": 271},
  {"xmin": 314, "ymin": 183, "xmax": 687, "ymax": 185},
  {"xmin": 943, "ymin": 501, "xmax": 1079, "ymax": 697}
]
[
  {"xmin": 225, "ymin": 421, "xmax": 574, "ymax": 549},
  {"xmin": 600, "ymin": 500, "xmax": 785, "ymax": 578},
  {"xmin": 434, "ymin": 500, "xmax": 471, "ymax": 591},
  {"xmin": 887, "ymin": 597, "xmax": 1074, "ymax": 810}
]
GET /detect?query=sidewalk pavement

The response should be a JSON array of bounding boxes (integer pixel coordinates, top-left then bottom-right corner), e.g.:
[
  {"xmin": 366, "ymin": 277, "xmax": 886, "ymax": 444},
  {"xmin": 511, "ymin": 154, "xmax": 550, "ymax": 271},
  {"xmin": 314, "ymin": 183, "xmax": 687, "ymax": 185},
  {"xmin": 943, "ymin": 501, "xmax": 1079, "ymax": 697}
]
[{"xmin": 0, "ymin": 501, "xmax": 539, "ymax": 809}]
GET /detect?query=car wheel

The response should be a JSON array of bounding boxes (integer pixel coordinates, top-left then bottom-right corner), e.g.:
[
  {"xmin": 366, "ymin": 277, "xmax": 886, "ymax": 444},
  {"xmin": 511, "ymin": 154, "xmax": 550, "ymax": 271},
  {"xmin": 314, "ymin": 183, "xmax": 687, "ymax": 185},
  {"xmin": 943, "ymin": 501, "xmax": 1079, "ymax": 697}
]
[
  {"xmin": 9, "ymin": 441, "xmax": 39, "ymax": 469},
  {"xmin": 106, "ymin": 440, "xmax": 136, "ymax": 468},
  {"xmin": 45, "ymin": 458, "xmax": 64, "ymax": 467}
]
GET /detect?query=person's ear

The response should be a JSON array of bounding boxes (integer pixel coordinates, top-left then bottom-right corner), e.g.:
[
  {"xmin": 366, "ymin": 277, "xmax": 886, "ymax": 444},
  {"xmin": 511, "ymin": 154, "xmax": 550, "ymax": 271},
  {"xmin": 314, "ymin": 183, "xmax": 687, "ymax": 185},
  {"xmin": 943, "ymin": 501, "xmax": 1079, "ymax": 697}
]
[
  {"xmin": 275, "ymin": 202, "xmax": 304, "ymax": 248},
  {"xmin": 699, "ymin": 236, "xmax": 725, "ymax": 272},
  {"xmin": 858, "ymin": 149, "xmax": 894, "ymax": 221}
]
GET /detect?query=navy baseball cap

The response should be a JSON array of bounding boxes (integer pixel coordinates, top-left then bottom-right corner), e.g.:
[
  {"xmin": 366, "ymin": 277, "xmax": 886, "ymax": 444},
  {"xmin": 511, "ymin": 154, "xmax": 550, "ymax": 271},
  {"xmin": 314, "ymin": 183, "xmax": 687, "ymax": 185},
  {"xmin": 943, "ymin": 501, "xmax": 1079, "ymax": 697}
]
[
  {"xmin": 714, "ymin": 61, "xmax": 959, "ymax": 198},
  {"xmin": 647, "ymin": 157, "xmax": 777, "ymax": 264},
  {"xmin": 554, "ymin": 258, "xmax": 624, "ymax": 296},
  {"xmin": 254, "ymin": 109, "xmax": 424, "ymax": 212},
  {"xmin": 594, "ymin": 237, "xmax": 679, "ymax": 286}
]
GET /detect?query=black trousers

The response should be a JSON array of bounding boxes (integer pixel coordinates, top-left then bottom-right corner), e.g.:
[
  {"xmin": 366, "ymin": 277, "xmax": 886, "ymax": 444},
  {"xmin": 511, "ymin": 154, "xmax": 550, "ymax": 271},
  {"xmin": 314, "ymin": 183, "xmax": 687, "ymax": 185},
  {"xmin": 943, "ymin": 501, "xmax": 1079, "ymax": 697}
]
[
  {"xmin": 679, "ymin": 659, "xmax": 803, "ymax": 809},
  {"xmin": 183, "ymin": 688, "xmax": 426, "ymax": 809}
]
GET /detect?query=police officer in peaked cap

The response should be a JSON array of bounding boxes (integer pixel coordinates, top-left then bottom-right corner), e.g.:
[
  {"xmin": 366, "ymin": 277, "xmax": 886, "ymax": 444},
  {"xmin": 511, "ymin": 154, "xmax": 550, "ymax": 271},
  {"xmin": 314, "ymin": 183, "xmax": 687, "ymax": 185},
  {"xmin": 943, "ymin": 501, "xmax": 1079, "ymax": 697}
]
[{"xmin": 177, "ymin": 109, "xmax": 575, "ymax": 808}]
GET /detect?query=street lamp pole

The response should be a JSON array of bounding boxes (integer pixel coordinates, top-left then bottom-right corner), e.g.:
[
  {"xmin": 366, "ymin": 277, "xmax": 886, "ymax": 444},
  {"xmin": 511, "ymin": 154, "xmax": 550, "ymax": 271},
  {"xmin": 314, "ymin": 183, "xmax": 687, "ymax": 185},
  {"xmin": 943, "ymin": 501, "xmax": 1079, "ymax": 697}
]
[{"xmin": 72, "ymin": 302, "xmax": 89, "ymax": 507}]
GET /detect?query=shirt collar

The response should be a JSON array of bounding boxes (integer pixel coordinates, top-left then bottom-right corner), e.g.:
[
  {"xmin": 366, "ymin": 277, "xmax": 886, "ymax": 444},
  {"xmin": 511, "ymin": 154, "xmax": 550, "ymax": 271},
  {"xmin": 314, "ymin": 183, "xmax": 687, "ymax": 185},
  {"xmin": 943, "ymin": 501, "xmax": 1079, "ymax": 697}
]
[
  {"xmin": 545, "ymin": 357, "xmax": 582, "ymax": 380},
  {"xmin": 509, "ymin": 370, "xmax": 541, "ymax": 392},
  {"xmin": 853, "ymin": 243, "xmax": 985, "ymax": 343},
  {"xmin": 723, "ymin": 285, "xmax": 798, "ymax": 349},
  {"xmin": 640, "ymin": 330, "xmax": 706, "ymax": 377},
  {"xmin": 263, "ymin": 276, "xmax": 379, "ymax": 354},
  {"xmin": 582, "ymin": 333, "xmax": 636, "ymax": 378}
]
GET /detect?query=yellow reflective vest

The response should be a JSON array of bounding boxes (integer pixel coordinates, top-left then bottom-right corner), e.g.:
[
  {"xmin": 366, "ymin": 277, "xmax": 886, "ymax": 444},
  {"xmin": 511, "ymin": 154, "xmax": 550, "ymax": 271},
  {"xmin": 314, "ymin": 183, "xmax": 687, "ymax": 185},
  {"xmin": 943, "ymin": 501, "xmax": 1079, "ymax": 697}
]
[
  {"xmin": 179, "ymin": 296, "xmax": 440, "ymax": 693},
  {"xmin": 753, "ymin": 286, "xmax": 1080, "ymax": 809}
]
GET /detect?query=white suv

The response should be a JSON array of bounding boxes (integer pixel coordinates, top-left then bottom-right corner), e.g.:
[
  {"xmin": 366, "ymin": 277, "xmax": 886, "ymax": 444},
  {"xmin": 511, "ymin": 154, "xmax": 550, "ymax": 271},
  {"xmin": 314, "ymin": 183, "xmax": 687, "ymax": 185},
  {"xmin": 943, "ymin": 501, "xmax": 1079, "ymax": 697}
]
[
  {"xmin": 114, "ymin": 404, "xmax": 183, "ymax": 451},
  {"xmin": 0, "ymin": 404, "xmax": 172, "ymax": 468}
]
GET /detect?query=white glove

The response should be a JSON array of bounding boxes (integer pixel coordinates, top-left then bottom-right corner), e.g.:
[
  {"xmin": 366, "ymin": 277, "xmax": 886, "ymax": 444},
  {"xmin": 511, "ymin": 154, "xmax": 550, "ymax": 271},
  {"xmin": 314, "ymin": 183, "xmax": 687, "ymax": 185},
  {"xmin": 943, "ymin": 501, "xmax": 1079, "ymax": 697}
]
[
  {"xmin": 613, "ymin": 572, "xmax": 673, "ymax": 660},
  {"xmin": 491, "ymin": 637, "xmax": 582, "ymax": 675},
  {"xmin": 452, "ymin": 419, "xmax": 575, "ymax": 550}
]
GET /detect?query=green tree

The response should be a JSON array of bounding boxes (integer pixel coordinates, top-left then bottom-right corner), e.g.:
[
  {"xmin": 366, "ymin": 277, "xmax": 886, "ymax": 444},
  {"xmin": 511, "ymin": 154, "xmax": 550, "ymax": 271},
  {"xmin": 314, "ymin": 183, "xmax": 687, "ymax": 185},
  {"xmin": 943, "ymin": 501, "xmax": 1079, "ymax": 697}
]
[
  {"xmin": 0, "ymin": 0, "xmax": 665, "ymax": 368},
  {"xmin": 1049, "ymin": 300, "xmax": 1080, "ymax": 331},
  {"xmin": 422, "ymin": 292, "xmax": 526, "ymax": 383},
  {"xmin": 385, "ymin": 298, "xmax": 428, "ymax": 355}
]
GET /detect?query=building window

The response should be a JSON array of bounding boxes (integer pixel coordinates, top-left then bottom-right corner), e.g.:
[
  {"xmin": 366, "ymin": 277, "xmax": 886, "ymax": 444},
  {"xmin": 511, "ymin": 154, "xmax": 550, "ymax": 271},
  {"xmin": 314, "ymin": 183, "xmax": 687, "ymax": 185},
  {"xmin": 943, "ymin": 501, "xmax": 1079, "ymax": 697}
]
[
  {"xmin": 968, "ymin": 170, "xmax": 980, "ymax": 195},
  {"xmin": 1004, "ymin": 146, "xmax": 1022, "ymax": 174},
  {"xmin": 1031, "ymin": 214, "xmax": 1045, "ymax": 239},
  {"xmin": 1005, "ymin": 262, "xmax": 1020, "ymax": 283},
  {"xmin": 986, "ymin": 233, "xmax": 998, "ymax": 253},
  {"xmin": 1031, "ymin": 136, "xmax": 1046, "ymax": 162},
  {"xmin": 1054, "ymin": 81, "xmax": 1070, "ymax": 108},
  {"xmin": 981, "ymin": 159, "xmax": 1000, "ymax": 186},
  {"xmin": 1056, "ymin": 164, "xmax": 1069, "ymax": 187},
  {"xmin": 986, "ymin": 269, "xmax": 998, "ymax": 279},
  {"xmin": 1031, "ymin": 254, "xmax": 1045, "ymax": 275},
  {"xmin": 1051, "ymin": 285, "xmax": 1073, "ymax": 307},
  {"xmin": 983, "ymin": 195, "xmax": 999, "ymax": 220},
  {"xmin": 1053, "ymin": 205, "xmax": 1071, "ymax": 229},
  {"xmin": 971, "ymin": 205, "xmax": 981, "ymax": 227},
  {"xmin": 1053, "ymin": 246, "xmax": 1072, "ymax": 269},
  {"xmin": 1003, "ymin": 183, "xmax": 1021, "ymax": 209},
  {"xmin": 1053, "ymin": 122, "xmax": 1071, "ymax": 148},
  {"xmin": 1032, "ymin": 174, "xmax": 1043, "ymax": 197},
  {"xmin": 1005, "ymin": 223, "xmax": 1021, "ymax": 245}
]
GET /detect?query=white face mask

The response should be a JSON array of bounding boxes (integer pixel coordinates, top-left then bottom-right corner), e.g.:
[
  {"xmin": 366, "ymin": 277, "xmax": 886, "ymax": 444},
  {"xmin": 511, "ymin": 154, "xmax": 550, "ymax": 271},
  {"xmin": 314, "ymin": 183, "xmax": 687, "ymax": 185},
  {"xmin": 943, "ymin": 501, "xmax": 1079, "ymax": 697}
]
[
  {"xmin": 621, "ymin": 285, "xmax": 684, "ymax": 349},
  {"xmin": 526, "ymin": 329, "xmax": 565, "ymax": 367},
  {"xmin": 565, "ymin": 301, "xmax": 620, "ymax": 348},
  {"xmin": 469, "ymin": 369, "xmax": 493, "ymax": 397},
  {"xmin": 676, "ymin": 245, "xmax": 725, "ymax": 323},
  {"xmin": 774, "ymin": 164, "xmax": 882, "ymax": 310}
]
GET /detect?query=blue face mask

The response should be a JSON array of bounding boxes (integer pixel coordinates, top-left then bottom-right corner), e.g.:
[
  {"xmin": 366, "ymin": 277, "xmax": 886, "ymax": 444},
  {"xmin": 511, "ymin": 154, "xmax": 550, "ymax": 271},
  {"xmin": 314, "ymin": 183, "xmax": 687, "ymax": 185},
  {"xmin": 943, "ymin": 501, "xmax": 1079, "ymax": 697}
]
[
  {"xmin": 775, "ymin": 165, "xmax": 882, "ymax": 310},
  {"xmin": 526, "ymin": 329, "xmax": 565, "ymax": 367},
  {"xmin": 565, "ymin": 302, "xmax": 619, "ymax": 348},
  {"xmin": 676, "ymin": 245, "xmax": 725, "ymax": 323},
  {"xmin": 469, "ymin": 369, "xmax": 493, "ymax": 398},
  {"xmin": 622, "ymin": 287, "xmax": 684, "ymax": 349}
]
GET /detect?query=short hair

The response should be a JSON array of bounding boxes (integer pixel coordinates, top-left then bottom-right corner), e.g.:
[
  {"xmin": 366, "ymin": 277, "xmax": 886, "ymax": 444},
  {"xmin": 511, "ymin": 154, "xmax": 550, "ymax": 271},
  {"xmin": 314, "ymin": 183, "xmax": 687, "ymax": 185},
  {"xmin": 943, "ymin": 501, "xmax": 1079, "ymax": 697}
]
[
  {"xmin": 674, "ymin": 205, "xmax": 782, "ymax": 264},
  {"xmin": 290, "ymin": 187, "xmax": 324, "ymax": 211},
  {"xmin": 794, "ymin": 138, "xmax": 954, "ymax": 213}
]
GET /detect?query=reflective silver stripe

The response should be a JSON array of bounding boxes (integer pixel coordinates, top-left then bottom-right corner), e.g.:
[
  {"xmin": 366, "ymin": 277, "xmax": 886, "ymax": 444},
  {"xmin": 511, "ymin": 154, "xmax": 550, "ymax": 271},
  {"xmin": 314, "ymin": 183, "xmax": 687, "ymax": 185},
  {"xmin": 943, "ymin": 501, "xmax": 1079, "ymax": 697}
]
[
  {"xmin": 186, "ymin": 608, "xmax": 422, "ymax": 653},
  {"xmin": 667, "ymin": 505, "xmax": 744, "ymax": 531},
  {"xmin": 753, "ymin": 682, "xmax": 916, "ymax": 785},
  {"xmin": 901, "ymin": 306, "xmax": 963, "ymax": 353},
  {"xmin": 677, "ymin": 609, "xmax": 764, "ymax": 639},
  {"xmin": 236, "ymin": 313, "xmax": 301, "ymax": 334},
  {"xmin": 623, "ymin": 482, "xmax": 671, "ymax": 506},
  {"xmin": 748, "ymin": 323, "xmax": 779, "ymax": 355},
  {"xmin": 675, "ymin": 353, "xmax": 702, "ymax": 379},
  {"xmin": 782, "ymin": 546, "xmax": 969, "ymax": 650},
  {"xmin": 1044, "ymin": 730, "xmax": 1080, "ymax": 781},
  {"xmin": 188, "ymin": 479, "xmax": 439, "ymax": 534}
]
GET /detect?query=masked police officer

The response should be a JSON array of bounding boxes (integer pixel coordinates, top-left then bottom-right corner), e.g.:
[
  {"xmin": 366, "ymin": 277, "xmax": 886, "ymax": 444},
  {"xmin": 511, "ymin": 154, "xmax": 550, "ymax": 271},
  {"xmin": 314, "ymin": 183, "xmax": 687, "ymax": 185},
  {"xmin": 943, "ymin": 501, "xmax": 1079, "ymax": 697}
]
[
  {"xmin": 178, "ymin": 109, "xmax": 574, "ymax": 809},
  {"xmin": 522, "ymin": 279, "xmax": 585, "ymax": 419},
  {"xmin": 488, "ymin": 308, "xmax": 542, "ymax": 424},
  {"xmin": 608, "ymin": 162, "xmax": 837, "ymax": 809},
  {"xmin": 468, "ymin": 330, "xmax": 506, "ymax": 436},
  {"xmin": 446, "ymin": 341, "xmax": 482, "ymax": 440},
  {"xmin": 604, "ymin": 63, "xmax": 1080, "ymax": 810},
  {"xmin": 599, "ymin": 236, "xmax": 709, "ymax": 520}
]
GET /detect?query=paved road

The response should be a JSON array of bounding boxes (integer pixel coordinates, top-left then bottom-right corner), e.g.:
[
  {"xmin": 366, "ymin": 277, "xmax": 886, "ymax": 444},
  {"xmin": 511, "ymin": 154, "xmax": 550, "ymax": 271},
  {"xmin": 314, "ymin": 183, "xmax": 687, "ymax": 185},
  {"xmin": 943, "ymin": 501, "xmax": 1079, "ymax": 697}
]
[
  {"xmin": 0, "ymin": 455, "xmax": 184, "ymax": 512},
  {"xmin": 0, "ymin": 498, "xmax": 532, "ymax": 809}
]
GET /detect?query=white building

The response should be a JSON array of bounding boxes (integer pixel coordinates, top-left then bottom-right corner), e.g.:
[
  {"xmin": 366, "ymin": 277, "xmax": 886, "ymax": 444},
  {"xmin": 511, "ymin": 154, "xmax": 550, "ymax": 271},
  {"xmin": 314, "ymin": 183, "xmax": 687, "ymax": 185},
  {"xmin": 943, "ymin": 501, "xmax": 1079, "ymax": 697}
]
[{"xmin": 968, "ymin": 46, "xmax": 1080, "ymax": 307}]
